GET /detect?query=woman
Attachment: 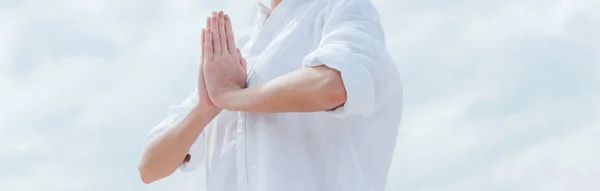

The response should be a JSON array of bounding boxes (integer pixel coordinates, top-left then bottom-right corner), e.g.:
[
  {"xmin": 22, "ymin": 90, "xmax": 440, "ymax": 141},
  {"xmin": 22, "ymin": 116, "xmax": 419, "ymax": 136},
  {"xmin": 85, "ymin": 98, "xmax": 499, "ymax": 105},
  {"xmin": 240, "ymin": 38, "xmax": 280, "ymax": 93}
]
[{"xmin": 138, "ymin": 0, "xmax": 403, "ymax": 190}]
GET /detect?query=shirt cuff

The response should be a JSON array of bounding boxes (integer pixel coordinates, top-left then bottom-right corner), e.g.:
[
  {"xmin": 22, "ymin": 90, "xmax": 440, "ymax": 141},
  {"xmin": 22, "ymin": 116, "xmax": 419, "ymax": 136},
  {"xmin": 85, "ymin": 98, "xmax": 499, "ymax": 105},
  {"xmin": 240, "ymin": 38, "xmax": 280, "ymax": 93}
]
[{"xmin": 302, "ymin": 47, "xmax": 376, "ymax": 118}]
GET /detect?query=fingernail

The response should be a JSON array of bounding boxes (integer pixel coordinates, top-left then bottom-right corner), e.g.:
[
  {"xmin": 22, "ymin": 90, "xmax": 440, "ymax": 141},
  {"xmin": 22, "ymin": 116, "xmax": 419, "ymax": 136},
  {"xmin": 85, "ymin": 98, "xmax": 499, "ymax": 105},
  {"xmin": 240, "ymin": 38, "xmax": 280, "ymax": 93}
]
[{"xmin": 225, "ymin": 14, "xmax": 229, "ymax": 21}]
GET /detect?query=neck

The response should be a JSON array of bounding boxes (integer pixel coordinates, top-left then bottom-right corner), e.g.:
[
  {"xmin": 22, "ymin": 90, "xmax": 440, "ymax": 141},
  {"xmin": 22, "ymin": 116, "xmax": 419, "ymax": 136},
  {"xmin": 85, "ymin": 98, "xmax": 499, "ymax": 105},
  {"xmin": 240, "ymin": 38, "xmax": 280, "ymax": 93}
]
[{"xmin": 271, "ymin": 0, "xmax": 283, "ymax": 10}]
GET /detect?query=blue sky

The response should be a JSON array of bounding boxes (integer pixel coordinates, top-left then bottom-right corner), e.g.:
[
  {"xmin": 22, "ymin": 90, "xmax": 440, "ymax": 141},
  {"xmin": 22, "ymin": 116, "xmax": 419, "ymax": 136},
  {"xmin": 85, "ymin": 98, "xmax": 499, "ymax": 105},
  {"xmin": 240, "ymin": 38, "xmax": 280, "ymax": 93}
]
[{"xmin": 1, "ymin": 0, "xmax": 599, "ymax": 190}]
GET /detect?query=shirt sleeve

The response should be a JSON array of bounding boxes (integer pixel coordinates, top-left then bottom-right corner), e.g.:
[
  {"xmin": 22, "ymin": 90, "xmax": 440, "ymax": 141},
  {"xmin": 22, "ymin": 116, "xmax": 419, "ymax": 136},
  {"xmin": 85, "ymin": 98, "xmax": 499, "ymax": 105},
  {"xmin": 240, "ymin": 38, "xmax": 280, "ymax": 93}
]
[
  {"xmin": 302, "ymin": 0, "xmax": 391, "ymax": 118},
  {"xmin": 146, "ymin": 90, "xmax": 206, "ymax": 172}
]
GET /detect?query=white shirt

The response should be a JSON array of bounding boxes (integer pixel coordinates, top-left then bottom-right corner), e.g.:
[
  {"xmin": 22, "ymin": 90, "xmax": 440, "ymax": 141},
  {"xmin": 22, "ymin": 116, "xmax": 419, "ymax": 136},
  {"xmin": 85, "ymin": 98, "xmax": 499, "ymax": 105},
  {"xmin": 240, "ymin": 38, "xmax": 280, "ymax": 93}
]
[{"xmin": 148, "ymin": 0, "xmax": 403, "ymax": 190}]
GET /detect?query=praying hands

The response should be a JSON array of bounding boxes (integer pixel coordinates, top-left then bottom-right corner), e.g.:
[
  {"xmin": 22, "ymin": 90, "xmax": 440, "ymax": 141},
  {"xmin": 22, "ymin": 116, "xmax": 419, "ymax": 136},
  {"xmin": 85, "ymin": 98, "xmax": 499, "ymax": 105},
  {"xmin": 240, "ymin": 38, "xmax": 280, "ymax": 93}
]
[{"xmin": 199, "ymin": 11, "xmax": 247, "ymax": 110}]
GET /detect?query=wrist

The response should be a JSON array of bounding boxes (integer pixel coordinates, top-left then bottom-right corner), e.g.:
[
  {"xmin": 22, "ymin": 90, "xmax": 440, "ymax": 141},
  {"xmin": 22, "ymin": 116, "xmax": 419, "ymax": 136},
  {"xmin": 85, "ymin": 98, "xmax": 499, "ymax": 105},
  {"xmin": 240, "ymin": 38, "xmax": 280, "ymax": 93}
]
[
  {"xmin": 215, "ymin": 88, "xmax": 246, "ymax": 111},
  {"xmin": 193, "ymin": 102, "xmax": 221, "ymax": 117}
]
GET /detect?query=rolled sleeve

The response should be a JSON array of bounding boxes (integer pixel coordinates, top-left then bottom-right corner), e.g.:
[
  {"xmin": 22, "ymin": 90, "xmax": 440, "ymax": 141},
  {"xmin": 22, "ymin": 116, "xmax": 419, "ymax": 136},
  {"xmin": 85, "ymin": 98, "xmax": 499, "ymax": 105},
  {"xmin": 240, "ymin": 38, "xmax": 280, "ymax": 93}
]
[
  {"xmin": 302, "ymin": 0, "xmax": 389, "ymax": 118},
  {"xmin": 146, "ymin": 90, "xmax": 206, "ymax": 172},
  {"xmin": 303, "ymin": 47, "xmax": 377, "ymax": 118}
]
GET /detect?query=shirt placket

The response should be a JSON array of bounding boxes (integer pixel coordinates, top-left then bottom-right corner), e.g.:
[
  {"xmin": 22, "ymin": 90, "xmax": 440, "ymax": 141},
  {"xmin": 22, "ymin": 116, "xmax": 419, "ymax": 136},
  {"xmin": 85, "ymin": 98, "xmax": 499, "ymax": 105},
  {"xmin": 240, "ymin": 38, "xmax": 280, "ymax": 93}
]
[{"xmin": 236, "ymin": 2, "xmax": 293, "ymax": 191}]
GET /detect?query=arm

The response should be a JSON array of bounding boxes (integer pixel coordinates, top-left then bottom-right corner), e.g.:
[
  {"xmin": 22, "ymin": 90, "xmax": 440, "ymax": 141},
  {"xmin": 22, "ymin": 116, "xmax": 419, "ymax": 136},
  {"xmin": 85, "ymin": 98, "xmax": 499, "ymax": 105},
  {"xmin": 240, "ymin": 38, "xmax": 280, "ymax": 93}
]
[
  {"xmin": 218, "ymin": 0, "xmax": 388, "ymax": 117},
  {"xmin": 219, "ymin": 65, "xmax": 346, "ymax": 113},
  {"xmin": 138, "ymin": 103, "xmax": 219, "ymax": 184},
  {"xmin": 139, "ymin": 12, "xmax": 229, "ymax": 183}
]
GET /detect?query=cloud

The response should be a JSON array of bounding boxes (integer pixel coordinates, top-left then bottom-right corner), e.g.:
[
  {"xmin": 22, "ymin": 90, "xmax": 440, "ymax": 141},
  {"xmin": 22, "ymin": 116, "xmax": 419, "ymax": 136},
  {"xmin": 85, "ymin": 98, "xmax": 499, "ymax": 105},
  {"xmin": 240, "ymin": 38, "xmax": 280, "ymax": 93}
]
[
  {"xmin": 1, "ymin": 0, "xmax": 598, "ymax": 191},
  {"xmin": 379, "ymin": 0, "xmax": 600, "ymax": 190}
]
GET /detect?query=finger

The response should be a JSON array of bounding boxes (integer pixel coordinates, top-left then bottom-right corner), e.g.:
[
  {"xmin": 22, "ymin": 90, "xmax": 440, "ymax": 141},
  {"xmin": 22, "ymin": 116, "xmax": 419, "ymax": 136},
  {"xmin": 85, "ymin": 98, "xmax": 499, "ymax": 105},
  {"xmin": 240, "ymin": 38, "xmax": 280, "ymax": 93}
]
[
  {"xmin": 210, "ymin": 12, "xmax": 217, "ymax": 29},
  {"xmin": 201, "ymin": 28, "xmax": 206, "ymax": 62},
  {"xmin": 203, "ymin": 17, "xmax": 209, "ymax": 61},
  {"xmin": 218, "ymin": 12, "xmax": 228, "ymax": 54},
  {"xmin": 211, "ymin": 11, "xmax": 217, "ymax": 31},
  {"xmin": 211, "ymin": 16, "xmax": 221, "ymax": 55},
  {"xmin": 237, "ymin": 48, "xmax": 247, "ymax": 71},
  {"xmin": 225, "ymin": 14, "xmax": 236, "ymax": 53},
  {"xmin": 206, "ymin": 16, "xmax": 210, "ymax": 28},
  {"xmin": 204, "ymin": 30, "xmax": 213, "ymax": 61},
  {"xmin": 208, "ymin": 12, "xmax": 216, "ymax": 28}
]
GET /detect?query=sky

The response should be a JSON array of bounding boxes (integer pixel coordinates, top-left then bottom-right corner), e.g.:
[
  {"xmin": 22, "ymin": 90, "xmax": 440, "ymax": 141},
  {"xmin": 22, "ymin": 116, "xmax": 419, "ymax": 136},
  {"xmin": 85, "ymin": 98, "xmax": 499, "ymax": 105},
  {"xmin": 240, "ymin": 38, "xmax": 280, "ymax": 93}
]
[{"xmin": 1, "ymin": 0, "xmax": 599, "ymax": 190}]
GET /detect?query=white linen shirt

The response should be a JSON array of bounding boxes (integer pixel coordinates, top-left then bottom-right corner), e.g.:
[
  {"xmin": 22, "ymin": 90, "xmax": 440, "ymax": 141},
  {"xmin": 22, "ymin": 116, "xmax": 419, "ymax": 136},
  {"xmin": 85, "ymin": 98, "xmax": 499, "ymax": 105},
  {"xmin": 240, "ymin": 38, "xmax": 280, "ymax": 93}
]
[{"xmin": 147, "ymin": 0, "xmax": 403, "ymax": 190}]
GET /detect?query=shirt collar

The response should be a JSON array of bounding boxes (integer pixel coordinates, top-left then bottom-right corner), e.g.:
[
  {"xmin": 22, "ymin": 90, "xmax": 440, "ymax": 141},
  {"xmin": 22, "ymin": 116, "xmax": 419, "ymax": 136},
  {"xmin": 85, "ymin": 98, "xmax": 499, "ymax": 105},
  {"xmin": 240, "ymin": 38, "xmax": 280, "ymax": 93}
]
[
  {"xmin": 254, "ymin": 0, "xmax": 311, "ymax": 25},
  {"xmin": 257, "ymin": 1, "xmax": 272, "ymax": 17}
]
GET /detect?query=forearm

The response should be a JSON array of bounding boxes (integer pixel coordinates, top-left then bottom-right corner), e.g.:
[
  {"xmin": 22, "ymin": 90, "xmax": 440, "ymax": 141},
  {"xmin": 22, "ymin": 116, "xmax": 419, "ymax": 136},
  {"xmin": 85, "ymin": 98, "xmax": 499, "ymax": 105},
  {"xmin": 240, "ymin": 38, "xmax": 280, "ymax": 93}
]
[
  {"xmin": 221, "ymin": 66, "xmax": 347, "ymax": 113},
  {"xmin": 138, "ymin": 104, "xmax": 219, "ymax": 183}
]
